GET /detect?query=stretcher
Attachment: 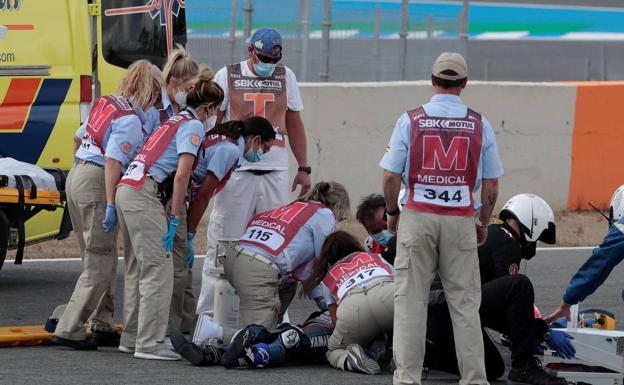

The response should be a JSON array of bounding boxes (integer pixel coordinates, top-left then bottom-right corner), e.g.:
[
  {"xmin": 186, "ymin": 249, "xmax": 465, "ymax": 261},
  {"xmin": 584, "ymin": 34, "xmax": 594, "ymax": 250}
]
[
  {"xmin": 545, "ymin": 327, "xmax": 624, "ymax": 385},
  {"xmin": 0, "ymin": 324, "xmax": 123, "ymax": 347},
  {"xmin": 0, "ymin": 167, "xmax": 71, "ymax": 271}
]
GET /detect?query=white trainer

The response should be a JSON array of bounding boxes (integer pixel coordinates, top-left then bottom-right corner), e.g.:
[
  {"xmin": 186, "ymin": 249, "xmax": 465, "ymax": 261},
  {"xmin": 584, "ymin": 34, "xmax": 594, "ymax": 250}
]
[
  {"xmin": 134, "ymin": 349, "xmax": 181, "ymax": 361},
  {"xmin": 118, "ymin": 345, "xmax": 134, "ymax": 353}
]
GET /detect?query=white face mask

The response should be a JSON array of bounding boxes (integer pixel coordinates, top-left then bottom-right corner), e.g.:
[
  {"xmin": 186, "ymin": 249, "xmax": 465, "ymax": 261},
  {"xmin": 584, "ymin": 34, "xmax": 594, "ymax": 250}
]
[
  {"xmin": 173, "ymin": 90, "xmax": 187, "ymax": 107},
  {"xmin": 203, "ymin": 115, "xmax": 217, "ymax": 131}
]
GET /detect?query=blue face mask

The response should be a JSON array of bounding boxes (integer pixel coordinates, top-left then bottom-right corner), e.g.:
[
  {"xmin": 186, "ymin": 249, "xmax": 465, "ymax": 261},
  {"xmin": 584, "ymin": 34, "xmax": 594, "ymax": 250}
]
[
  {"xmin": 244, "ymin": 149, "xmax": 263, "ymax": 163},
  {"xmin": 254, "ymin": 62, "xmax": 277, "ymax": 78},
  {"xmin": 371, "ymin": 230, "xmax": 394, "ymax": 247}
]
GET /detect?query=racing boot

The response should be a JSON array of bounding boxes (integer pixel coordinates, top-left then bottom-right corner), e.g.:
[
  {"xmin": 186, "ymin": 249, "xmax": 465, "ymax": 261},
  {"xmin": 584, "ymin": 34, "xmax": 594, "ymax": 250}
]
[
  {"xmin": 221, "ymin": 326, "xmax": 255, "ymax": 369},
  {"xmin": 344, "ymin": 343, "xmax": 381, "ymax": 375},
  {"xmin": 507, "ymin": 357, "xmax": 567, "ymax": 385},
  {"xmin": 170, "ymin": 329, "xmax": 222, "ymax": 366}
]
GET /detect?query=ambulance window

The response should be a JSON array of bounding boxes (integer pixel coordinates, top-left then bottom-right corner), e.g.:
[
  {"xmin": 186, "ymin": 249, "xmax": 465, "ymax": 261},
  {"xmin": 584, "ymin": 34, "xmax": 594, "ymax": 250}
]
[{"xmin": 101, "ymin": 1, "xmax": 187, "ymax": 69}]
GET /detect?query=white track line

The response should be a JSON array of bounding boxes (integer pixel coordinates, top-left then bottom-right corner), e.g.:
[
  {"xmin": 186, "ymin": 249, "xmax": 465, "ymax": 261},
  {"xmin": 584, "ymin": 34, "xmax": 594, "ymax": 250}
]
[{"xmin": 5, "ymin": 247, "xmax": 594, "ymax": 264}]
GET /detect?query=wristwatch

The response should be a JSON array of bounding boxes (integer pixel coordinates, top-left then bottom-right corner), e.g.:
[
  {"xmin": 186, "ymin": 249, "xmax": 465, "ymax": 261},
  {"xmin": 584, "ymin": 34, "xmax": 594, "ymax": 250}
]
[
  {"xmin": 298, "ymin": 166, "xmax": 312, "ymax": 175},
  {"xmin": 385, "ymin": 207, "xmax": 401, "ymax": 216},
  {"xmin": 475, "ymin": 218, "xmax": 488, "ymax": 228}
]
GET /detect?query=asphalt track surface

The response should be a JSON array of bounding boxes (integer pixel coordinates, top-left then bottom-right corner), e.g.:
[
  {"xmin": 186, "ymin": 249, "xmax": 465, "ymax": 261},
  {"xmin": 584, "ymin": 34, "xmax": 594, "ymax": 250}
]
[{"xmin": 1, "ymin": 247, "xmax": 623, "ymax": 385}]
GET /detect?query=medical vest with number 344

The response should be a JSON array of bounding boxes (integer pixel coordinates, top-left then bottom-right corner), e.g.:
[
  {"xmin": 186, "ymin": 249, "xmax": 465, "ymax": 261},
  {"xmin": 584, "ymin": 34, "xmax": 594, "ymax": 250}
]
[
  {"xmin": 406, "ymin": 106, "xmax": 483, "ymax": 216},
  {"xmin": 322, "ymin": 252, "xmax": 394, "ymax": 303},
  {"xmin": 238, "ymin": 201, "xmax": 324, "ymax": 257}
]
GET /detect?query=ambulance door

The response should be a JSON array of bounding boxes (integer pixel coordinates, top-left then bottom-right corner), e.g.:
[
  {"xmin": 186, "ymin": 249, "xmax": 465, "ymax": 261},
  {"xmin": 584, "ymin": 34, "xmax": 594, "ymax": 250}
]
[{"xmin": 95, "ymin": 0, "xmax": 188, "ymax": 96}]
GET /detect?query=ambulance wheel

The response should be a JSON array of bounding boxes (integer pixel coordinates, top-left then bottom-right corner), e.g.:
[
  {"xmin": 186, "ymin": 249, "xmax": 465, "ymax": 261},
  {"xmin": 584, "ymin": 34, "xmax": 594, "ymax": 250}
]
[{"xmin": 0, "ymin": 209, "xmax": 8, "ymax": 272}]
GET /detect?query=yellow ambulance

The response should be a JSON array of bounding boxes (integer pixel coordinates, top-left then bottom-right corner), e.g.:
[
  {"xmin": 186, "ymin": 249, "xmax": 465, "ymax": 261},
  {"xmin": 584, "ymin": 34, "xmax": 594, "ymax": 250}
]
[{"xmin": 0, "ymin": 0, "xmax": 187, "ymax": 270}]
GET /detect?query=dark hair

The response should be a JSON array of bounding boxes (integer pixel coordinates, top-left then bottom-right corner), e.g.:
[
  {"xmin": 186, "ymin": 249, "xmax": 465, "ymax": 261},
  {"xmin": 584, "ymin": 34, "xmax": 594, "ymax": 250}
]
[
  {"xmin": 185, "ymin": 66, "xmax": 224, "ymax": 109},
  {"xmin": 301, "ymin": 231, "xmax": 364, "ymax": 295},
  {"xmin": 356, "ymin": 194, "xmax": 386, "ymax": 224},
  {"xmin": 431, "ymin": 74, "xmax": 467, "ymax": 90},
  {"xmin": 206, "ymin": 116, "xmax": 276, "ymax": 141}
]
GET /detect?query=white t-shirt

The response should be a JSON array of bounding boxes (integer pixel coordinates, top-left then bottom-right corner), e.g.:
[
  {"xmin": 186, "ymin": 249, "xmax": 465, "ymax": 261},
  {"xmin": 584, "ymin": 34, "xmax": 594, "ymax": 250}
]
[{"xmin": 214, "ymin": 61, "xmax": 304, "ymax": 171}]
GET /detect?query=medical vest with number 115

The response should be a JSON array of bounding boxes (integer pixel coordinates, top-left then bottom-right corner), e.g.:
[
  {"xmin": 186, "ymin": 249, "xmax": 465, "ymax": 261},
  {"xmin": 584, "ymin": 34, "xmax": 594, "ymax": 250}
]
[
  {"xmin": 322, "ymin": 252, "xmax": 394, "ymax": 303},
  {"xmin": 239, "ymin": 201, "xmax": 324, "ymax": 257},
  {"xmin": 406, "ymin": 106, "xmax": 483, "ymax": 216}
]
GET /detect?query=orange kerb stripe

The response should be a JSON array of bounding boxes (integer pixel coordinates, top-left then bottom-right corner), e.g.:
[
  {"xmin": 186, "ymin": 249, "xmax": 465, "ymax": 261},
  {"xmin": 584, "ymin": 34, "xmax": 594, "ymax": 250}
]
[
  {"xmin": 567, "ymin": 83, "xmax": 624, "ymax": 210},
  {"xmin": 5, "ymin": 25, "xmax": 34, "ymax": 30},
  {"xmin": 0, "ymin": 78, "xmax": 42, "ymax": 131}
]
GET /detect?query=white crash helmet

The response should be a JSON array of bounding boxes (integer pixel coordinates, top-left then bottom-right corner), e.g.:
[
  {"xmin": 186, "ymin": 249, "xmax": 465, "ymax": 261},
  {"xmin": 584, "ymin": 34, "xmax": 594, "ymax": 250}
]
[
  {"xmin": 499, "ymin": 193, "xmax": 556, "ymax": 244},
  {"xmin": 610, "ymin": 185, "xmax": 624, "ymax": 225}
]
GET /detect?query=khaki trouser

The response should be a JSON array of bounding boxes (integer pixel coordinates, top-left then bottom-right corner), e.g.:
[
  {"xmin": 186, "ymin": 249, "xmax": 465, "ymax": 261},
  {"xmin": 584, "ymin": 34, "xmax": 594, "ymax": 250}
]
[
  {"xmin": 55, "ymin": 162, "xmax": 117, "ymax": 340},
  {"xmin": 116, "ymin": 179, "xmax": 173, "ymax": 353},
  {"xmin": 169, "ymin": 208, "xmax": 196, "ymax": 334},
  {"xmin": 327, "ymin": 280, "xmax": 394, "ymax": 370},
  {"xmin": 222, "ymin": 248, "xmax": 295, "ymax": 342},
  {"xmin": 393, "ymin": 209, "xmax": 487, "ymax": 385}
]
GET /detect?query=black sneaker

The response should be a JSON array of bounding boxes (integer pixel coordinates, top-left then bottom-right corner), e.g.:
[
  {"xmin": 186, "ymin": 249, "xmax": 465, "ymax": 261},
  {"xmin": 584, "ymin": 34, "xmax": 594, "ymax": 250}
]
[
  {"xmin": 508, "ymin": 357, "xmax": 568, "ymax": 385},
  {"xmin": 170, "ymin": 329, "xmax": 221, "ymax": 366},
  {"xmin": 92, "ymin": 329, "xmax": 121, "ymax": 347},
  {"xmin": 221, "ymin": 327, "xmax": 255, "ymax": 369},
  {"xmin": 52, "ymin": 335, "xmax": 98, "ymax": 350}
]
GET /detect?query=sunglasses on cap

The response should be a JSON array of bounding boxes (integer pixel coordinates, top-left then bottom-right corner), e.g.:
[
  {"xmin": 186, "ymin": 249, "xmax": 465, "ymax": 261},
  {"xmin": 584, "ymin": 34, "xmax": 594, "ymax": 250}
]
[{"xmin": 253, "ymin": 49, "xmax": 281, "ymax": 64}]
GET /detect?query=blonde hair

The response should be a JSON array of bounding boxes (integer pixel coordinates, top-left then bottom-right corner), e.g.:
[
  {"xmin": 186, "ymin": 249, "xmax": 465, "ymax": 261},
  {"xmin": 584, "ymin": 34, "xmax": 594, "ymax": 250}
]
[
  {"xmin": 162, "ymin": 44, "xmax": 199, "ymax": 85},
  {"xmin": 185, "ymin": 65, "xmax": 224, "ymax": 109},
  {"xmin": 118, "ymin": 59, "xmax": 162, "ymax": 110},
  {"xmin": 301, "ymin": 181, "xmax": 351, "ymax": 221}
]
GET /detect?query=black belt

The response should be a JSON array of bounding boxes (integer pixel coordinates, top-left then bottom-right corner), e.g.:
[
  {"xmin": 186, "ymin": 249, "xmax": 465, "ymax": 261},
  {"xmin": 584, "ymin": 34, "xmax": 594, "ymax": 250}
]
[
  {"xmin": 75, "ymin": 159, "xmax": 104, "ymax": 169},
  {"xmin": 244, "ymin": 170, "xmax": 274, "ymax": 176}
]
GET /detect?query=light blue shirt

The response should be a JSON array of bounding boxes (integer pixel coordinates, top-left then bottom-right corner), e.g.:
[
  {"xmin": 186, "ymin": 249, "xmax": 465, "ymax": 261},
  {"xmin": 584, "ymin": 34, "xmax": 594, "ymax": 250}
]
[
  {"xmin": 144, "ymin": 89, "xmax": 175, "ymax": 139},
  {"xmin": 379, "ymin": 94, "xmax": 503, "ymax": 208},
  {"xmin": 148, "ymin": 108, "xmax": 205, "ymax": 183},
  {"xmin": 74, "ymin": 105, "xmax": 147, "ymax": 170},
  {"xmin": 193, "ymin": 136, "xmax": 243, "ymax": 183},
  {"xmin": 239, "ymin": 207, "xmax": 336, "ymax": 299}
]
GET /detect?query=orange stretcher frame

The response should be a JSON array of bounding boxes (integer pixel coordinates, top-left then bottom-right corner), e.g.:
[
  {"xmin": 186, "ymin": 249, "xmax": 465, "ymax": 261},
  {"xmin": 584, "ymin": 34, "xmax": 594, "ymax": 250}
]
[
  {"xmin": 0, "ymin": 188, "xmax": 63, "ymax": 206},
  {"xmin": 0, "ymin": 324, "xmax": 124, "ymax": 347}
]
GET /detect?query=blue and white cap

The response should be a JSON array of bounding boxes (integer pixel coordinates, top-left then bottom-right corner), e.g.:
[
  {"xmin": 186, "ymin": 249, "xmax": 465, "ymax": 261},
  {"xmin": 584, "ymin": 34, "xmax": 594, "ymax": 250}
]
[{"xmin": 249, "ymin": 28, "xmax": 283, "ymax": 59}]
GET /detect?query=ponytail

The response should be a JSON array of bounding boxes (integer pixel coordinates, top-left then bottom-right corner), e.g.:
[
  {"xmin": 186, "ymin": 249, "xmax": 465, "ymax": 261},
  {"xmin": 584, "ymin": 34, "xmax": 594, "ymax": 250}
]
[
  {"xmin": 301, "ymin": 181, "xmax": 351, "ymax": 221},
  {"xmin": 206, "ymin": 116, "xmax": 276, "ymax": 141},
  {"xmin": 301, "ymin": 231, "xmax": 364, "ymax": 295},
  {"xmin": 186, "ymin": 65, "xmax": 223, "ymax": 109},
  {"xmin": 162, "ymin": 44, "xmax": 199, "ymax": 85}
]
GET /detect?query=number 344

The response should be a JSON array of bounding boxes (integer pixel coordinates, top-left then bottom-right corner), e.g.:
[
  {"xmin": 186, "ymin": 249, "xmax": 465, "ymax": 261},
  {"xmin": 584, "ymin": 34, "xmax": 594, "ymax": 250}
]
[{"xmin": 423, "ymin": 189, "xmax": 462, "ymax": 203}]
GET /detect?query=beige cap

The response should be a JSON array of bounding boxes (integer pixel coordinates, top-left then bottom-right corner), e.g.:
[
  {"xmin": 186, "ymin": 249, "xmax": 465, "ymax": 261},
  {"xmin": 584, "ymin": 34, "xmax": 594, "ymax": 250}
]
[{"xmin": 432, "ymin": 52, "xmax": 468, "ymax": 80}]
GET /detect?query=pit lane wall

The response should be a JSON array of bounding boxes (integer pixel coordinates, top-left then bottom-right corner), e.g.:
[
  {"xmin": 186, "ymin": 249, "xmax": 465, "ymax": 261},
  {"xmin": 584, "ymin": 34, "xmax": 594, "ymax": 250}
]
[{"xmin": 293, "ymin": 81, "xmax": 624, "ymax": 211}]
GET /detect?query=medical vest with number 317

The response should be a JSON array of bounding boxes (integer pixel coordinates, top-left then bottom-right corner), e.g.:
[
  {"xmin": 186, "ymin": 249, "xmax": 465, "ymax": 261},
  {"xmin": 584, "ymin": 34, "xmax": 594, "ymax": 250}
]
[
  {"xmin": 406, "ymin": 106, "xmax": 483, "ymax": 216},
  {"xmin": 238, "ymin": 201, "xmax": 324, "ymax": 257},
  {"xmin": 322, "ymin": 252, "xmax": 394, "ymax": 303}
]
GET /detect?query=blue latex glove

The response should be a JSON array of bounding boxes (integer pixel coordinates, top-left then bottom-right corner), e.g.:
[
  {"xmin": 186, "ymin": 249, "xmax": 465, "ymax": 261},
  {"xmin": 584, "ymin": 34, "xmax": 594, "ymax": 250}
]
[
  {"xmin": 102, "ymin": 203, "xmax": 116, "ymax": 232},
  {"xmin": 185, "ymin": 232, "xmax": 195, "ymax": 268},
  {"xmin": 162, "ymin": 215, "xmax": 179, "ymax": 252},
  {"xmin": 546, "ymin": 329, "xmax": 576, "ymax": 359}
]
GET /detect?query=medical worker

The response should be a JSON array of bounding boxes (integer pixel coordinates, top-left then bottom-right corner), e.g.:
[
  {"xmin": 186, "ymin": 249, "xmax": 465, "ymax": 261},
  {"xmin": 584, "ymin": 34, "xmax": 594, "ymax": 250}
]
[
  {"xmin": 195, "ymin": 181, "xmax": 350, "ymax": 344},
  {"xmin": 185, "ymin": 116, "xmax": 276, "ymax": 238},
  {"xmin": 381, "ymin": 52, "xmax": 503, "ymax": 385},
  {"xmin": 53, "ymin": 60, "xmax": 162, "ymax": 350},
  {"xmin": 115, "ymin": 66, "xmax": 223, "ymax": 360},
  {"xmin": 198, "ymin": 28, "xmax": 311, "ymax": 319},
  {"xmin": 303, "ymin": 231, "xmax": 394, "ymax": 375},
  {"xmin": 145, "ymin": 46, "xmax": 200, "ymax": 336}
]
